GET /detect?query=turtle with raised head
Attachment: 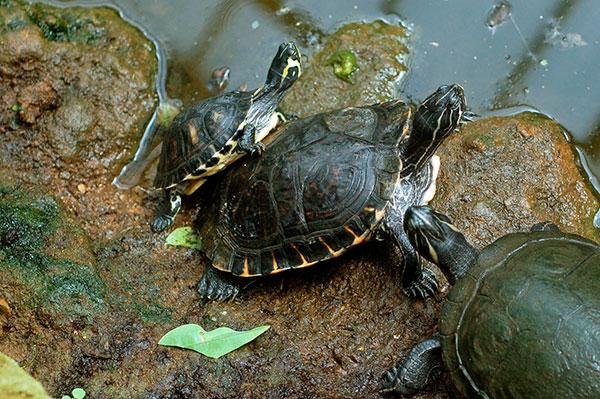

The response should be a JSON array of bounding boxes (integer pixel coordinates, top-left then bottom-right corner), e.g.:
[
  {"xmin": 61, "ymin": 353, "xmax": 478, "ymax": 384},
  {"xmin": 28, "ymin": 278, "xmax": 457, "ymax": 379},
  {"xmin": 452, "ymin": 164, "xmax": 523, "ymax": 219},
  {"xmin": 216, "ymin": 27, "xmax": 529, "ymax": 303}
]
[
  {"xmin": 382, "ymin": 205, "xmax": 600, "ymax": 398},
  {"xmin": 194, "ymin": 84, "xmax": 467, "ymax": 300},
  {"xmin": 151, "ymin": 41, "xmax": 302, "ymax": 232}
]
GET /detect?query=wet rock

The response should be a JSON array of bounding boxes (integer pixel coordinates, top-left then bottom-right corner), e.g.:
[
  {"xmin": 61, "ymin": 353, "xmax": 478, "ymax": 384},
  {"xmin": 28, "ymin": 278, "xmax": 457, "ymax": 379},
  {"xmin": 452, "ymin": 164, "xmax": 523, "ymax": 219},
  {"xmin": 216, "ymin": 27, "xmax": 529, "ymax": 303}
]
[
  {"xmin": 431, "ymin": 113, "xmax": 599, "ymax": 246},
  {"xmin": 281, "ymin": 20, "xmax": 410, "ymax": 116},
  {"xmin": 0, "ymin": 4, "xmax": 596, "ymax": 399},
  {"xmin": 0, "ymin": 0, "xmax": 156, "ymax": 193}
]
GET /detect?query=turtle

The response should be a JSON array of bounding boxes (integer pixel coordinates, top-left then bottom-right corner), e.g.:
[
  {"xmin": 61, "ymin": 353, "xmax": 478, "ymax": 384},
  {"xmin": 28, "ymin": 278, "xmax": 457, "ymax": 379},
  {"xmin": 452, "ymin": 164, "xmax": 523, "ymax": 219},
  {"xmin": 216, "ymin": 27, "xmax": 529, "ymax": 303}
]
[
  {"xmin": 381, "ymin": 205, "xmax": 600, "ymax": 398},
  {"xmin": 150, "ymin": 41, "xmax": 302, "ymax": 232},
  {"xmin": 194, "ymin": 84, "xmax": 467, "ymax": 300}
]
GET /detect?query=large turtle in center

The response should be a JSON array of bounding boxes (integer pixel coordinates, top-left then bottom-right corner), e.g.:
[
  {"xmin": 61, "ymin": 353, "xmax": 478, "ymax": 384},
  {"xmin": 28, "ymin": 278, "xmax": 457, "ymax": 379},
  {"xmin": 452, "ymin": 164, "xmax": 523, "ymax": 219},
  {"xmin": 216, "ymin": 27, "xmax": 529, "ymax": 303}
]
[
  {"xmin": 195, "ymin": 84, "xmax": 467, "ymax": 300},
  {"xmin": 382, "ymin": 205, "xmax": 600, "ymax": 398}
]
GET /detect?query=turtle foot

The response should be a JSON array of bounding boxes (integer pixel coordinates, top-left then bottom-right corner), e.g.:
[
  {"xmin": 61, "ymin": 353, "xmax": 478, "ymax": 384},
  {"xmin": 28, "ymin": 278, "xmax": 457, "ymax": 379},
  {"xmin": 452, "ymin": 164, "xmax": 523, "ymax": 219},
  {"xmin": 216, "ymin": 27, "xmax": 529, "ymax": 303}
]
[
  {"xmin": 403, "ymin": 268, "xmax": 438, "ymax": 298},
  {"xmin": 198, "ymin": 267, "xmax": 241, "ymax": 301},
  {"xmin": 151, "ymin": 214, "xmax": 174, "ymax": 232},
  {"xmin": 381, "ymin": 360, "xmax": 420, "ymax": 395},
  {"xmin": 381, "ymin": 338, "xmax": 442, "ymax": 395},
  {"xmin": 239, "ymin": 142, "xmax": 265, "ymax": 157}
]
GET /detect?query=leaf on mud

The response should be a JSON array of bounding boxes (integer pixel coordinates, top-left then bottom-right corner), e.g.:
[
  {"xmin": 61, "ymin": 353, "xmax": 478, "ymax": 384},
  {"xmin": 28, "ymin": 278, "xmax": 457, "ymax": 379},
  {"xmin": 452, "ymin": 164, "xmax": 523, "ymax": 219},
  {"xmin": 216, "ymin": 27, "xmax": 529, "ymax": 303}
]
[
  {"xmin": 165, "ymin": 227, "xmax": 201, "ymax": 249},
  {"xmin": 0, "ymin": 352, "xmax": 51, "ymax": 398},
  {"xmin": 71, "ymin": 388, "xmax": 86, "ymax": 399},
  {"xmin": 158, "ymin": 324, "xmax": 270, "ymax": 359}
]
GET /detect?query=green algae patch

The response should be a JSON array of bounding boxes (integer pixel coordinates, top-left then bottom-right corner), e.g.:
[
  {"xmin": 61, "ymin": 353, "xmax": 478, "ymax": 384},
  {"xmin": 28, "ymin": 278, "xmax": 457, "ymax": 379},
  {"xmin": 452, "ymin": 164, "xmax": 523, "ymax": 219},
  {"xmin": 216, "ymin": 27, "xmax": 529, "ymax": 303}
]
[
  {"xmin": 328, "ymin": 49, "xmax": 359, "ymax": 83},
  {"xmin": 0, "ymin": 187, "xmax": 106, "ymax": 322},
  {"xmin": 281, "ymin": 20, "xmax": 411, "ymax": 116},
  {"xmin": 0, "ymin": 352, "xmax": 51, "ymax": 399},
  {"xmin": 25, "ymin": 4, "xmax": 106, "ymax": 43},
  {"xmin": 0, "ymin": 187, "xmax": 59, "ymax": 255}
]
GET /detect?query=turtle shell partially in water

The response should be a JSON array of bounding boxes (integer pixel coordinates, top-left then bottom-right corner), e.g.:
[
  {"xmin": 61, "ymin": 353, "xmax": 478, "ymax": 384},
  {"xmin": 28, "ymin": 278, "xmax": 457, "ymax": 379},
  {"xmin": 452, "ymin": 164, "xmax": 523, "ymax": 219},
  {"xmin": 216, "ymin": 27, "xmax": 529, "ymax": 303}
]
[
  {"xmin": 195, "ymin": 84, "xmax": 467, "ymax": 300},
  {"xmin": 383, "ymin": 206, "xmax": 600, "ymax": 398}
]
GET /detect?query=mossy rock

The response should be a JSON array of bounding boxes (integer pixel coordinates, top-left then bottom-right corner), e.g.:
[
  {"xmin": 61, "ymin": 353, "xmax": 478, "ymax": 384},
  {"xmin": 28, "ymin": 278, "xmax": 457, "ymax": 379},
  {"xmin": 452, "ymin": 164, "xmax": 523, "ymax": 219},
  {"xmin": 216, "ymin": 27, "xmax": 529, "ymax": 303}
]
[
  {"xmin": 0, "ymin": 187, "xmax": 106, "ymax": 324},
  {"xmin": 281, "ymin": 20, "xmax": 410, "ymax": 116}
]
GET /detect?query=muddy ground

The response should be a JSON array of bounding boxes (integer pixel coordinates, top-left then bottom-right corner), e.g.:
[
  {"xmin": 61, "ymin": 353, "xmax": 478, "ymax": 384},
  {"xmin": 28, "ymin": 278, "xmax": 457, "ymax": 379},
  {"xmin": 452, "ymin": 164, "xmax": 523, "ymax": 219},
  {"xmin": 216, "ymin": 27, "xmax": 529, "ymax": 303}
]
[{"xmin": 0, "ymin": 1, "xmax": 598, "ymax": 399}]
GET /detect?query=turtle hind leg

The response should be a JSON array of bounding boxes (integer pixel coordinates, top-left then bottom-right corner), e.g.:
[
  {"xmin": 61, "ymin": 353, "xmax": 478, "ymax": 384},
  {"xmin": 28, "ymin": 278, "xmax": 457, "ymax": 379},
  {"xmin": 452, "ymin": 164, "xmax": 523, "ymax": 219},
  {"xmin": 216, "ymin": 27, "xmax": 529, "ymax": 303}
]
[
  {"xmin": 151, "ymin": 190, "xmax": 181, "ymax": 232},
  {"xmin": 381, "ymin": 336, "xmax": 443, "ymax": 395},
  {"xmin": 198, "ymin": 266, "xmax": 243, "ymax": 301}
]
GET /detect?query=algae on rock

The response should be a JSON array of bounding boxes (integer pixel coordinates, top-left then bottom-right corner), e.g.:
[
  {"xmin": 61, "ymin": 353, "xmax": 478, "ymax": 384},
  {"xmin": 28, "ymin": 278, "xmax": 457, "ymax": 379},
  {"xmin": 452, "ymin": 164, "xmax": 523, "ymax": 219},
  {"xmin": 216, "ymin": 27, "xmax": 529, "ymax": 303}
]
[{"xmin": 281, "ymin": 20, "xmax": 410, "ymax": 116}]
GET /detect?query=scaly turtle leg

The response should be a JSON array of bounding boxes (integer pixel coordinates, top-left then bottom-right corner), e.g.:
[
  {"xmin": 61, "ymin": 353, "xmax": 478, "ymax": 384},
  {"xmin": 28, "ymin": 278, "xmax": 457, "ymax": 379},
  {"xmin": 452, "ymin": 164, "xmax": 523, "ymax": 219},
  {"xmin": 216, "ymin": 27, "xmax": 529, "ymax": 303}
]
[
  {"xmin": 381, "ymin": 336, "xmax": 443, "ymax": 395},
  {"xmin": 151, "ymin": 190, "xmax": 181, "ymax": 232},
  {"xmin": 237, "ymin": 124, "xmax": 265, "ymax": 156},
  {"xmin": 383, "ymin": 220, "xmax": 439, "ymax": 298},
  {"xmin": 197, "ymin": 266, "xmax": 243, "ymax": 301}
]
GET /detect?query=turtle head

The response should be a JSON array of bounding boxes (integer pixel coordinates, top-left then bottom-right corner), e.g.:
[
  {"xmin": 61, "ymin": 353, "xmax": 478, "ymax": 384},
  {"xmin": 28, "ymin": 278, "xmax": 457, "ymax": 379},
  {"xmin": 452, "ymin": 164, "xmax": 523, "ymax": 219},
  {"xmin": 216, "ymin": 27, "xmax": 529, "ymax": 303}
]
[
  {"xmin": 265, "ymin": 41, "xmax": 302, "ymax": 91},
  {"xmin": 400, "ymin": 84, "xmax": 465, "ymax": 173},
  {"xmin": 404, "ymin": 205, "xmax": 478, "ymax": 284},
  {"xmin": 413, "ymin": 84, "xmax": 465, "ymax": 139}
]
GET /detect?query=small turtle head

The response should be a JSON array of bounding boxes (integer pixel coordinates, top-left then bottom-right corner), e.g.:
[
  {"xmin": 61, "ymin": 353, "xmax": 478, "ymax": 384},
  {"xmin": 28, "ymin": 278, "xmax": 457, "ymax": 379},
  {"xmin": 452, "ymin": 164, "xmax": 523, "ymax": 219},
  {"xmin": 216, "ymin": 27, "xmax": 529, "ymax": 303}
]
[
  {"xmin": 413, "ymin": 84, "xmax": 465, "ymax": 140},
  {"xmin": 404, "ymin": 206, "xmax": 456, "ymax": 266},
  {"xmin": 404, "ymin": 206, "xmax": 477, "ymax": 284},
  {"xmin": 266, "ymin": 41, "xmax": 302, "ymax": 91}
]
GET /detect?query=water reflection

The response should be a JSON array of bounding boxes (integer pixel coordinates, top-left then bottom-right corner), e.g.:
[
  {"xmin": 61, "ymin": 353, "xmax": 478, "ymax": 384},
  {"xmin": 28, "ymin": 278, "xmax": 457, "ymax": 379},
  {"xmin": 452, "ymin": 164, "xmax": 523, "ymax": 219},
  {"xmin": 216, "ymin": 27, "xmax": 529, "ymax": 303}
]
[
  {"xmin": 34, "ymin": 0, "xmax": 600, "ymax": 194},
  {"xmin": 491, "ymin": 0, "xmax": 577, "ymax": 109}
]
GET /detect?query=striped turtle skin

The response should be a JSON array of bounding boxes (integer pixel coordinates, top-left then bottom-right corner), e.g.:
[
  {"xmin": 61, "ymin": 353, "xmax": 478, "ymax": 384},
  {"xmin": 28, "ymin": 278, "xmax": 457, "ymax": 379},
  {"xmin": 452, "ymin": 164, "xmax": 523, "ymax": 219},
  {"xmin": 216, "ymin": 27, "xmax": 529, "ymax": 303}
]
[
  {"xmin": 150, "ymin": 42, "xmax": 302, "ymax": 232},
  {"xmin": 195, "ymin": 84, "xmax": 467, "ymax": 300}
]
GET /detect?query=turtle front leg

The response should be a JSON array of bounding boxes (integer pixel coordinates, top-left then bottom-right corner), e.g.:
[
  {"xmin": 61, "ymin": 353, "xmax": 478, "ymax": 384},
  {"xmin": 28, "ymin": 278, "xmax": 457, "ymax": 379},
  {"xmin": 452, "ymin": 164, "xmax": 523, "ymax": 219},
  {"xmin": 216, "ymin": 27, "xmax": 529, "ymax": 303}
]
[
  {"xmin": 151, "ymin": 190, "xmax": 181, "ymax": 232},
  {"xmin": 383, "ymin": 222, "xmax": 439, "ymax": 298},
  {"xmin": 381, "ymin": 336, "xmax": 443, "ymax": 395},
  {"xmin": 198, "ymin": 266, "xmax": 243, "ymax": 301},
  {"xmin": 237, "ymin": 124, "xmax": 265, "ymax": 156}
]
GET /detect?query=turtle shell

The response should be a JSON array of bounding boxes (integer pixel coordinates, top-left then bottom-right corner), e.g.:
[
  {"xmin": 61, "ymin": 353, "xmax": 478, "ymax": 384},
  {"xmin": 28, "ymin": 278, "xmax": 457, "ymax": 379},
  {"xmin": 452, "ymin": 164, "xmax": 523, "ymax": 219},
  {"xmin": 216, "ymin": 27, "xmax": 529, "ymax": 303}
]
[
  {"xmin": 439, "ymin": 230, "xmax": 600, "ymax": 398},
  {"xmin": 197, "ymin": 100, "xmax": 413, "ymax": 277},
  {"xmin": 153, "ymin": 90, "xmax": 253, "ymax": 190}
]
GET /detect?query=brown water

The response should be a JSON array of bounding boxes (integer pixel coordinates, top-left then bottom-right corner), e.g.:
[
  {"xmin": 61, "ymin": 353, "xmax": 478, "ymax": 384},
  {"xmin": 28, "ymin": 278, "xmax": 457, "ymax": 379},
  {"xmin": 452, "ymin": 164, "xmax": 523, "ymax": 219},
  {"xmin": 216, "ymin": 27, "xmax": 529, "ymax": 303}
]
[{"xmin": 36, "ymin": 0, "xmax": 600, "ymax": 193}]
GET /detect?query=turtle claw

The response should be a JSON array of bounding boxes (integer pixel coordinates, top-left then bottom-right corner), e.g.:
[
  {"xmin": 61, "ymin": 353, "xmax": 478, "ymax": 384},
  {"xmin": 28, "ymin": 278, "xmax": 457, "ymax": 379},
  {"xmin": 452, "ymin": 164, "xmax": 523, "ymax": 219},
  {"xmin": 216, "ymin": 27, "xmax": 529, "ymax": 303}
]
[
  {"xmin": 380, "ymin": 362, "xmax": 418, "ymax": 395},
  {"xmin": 198, "ymin": 267, "xmax": 241, "ymax": 301},
  {"xmin": 248, "ymin": 142, "xmax": 265, "ymax": 157},
  {"xmin": 151, "ymin": 214, "xmax": 174, "ymax": 232},
  {"xmin": 403, "ymin": 268, "xmax": 439, "ymax": 298},
  {"xmin": 238, "ymin": 141, "xmax": 265, "ymax": 157}
]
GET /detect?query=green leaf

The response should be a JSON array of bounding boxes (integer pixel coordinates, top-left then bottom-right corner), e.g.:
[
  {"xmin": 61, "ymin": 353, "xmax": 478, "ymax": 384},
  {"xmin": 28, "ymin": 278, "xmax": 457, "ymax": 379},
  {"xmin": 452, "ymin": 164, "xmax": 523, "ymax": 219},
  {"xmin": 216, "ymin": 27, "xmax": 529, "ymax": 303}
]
[
  {"xmin": 158, "ymin": 324, "xmax": 270, "ymax": 359},
  {"xmin": 71, "ymin": 388, "xmax": 86, "ymax": 399},
  {"xmin": 165, "ymin": 227, "xmax": 201, "ymax": 249},
  {"xmin": 0, "ymin": 352, "xmax": 51, "ymax": 398},
  {"xmin": 61, "ymin": 396, "xmax": 71, "ymax": 399}
]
